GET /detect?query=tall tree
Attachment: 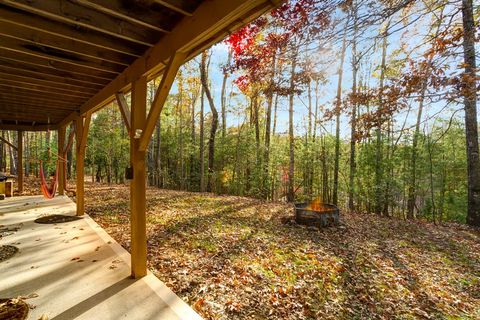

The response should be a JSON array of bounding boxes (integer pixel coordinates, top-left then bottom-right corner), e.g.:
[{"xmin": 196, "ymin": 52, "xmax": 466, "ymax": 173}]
[
  {"xmin": 348, "ymin": 1, "xmax": 359, "ymax": 211},
  {"xmin": 200, "ymin": 50, "xmax": 219, "ymax": 192},
  {"xmin": 333, "ymin": 15, "xmax": 349, "ymax": 206},
  {"xmin": 461, "ymin": 0, "xmax": 480, "ymax": 226}
]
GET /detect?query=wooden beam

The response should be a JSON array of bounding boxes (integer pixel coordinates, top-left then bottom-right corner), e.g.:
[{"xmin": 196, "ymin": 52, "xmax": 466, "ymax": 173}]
[
  {"xmin": 75, "ymin": 113, "xmax": 91, "ymax": 216},
  {"xmin": 0, "ymin": 55, "xmax": 114, "ymax": 84},
  {"xmin": 0, "ymin": 21, "xmax": 132, "ymax": 67},
  {"xmin": 138, "ymin": 51, "xmax": 186, "ymax": 151},
  {"xmin": 0, "ymin": 88, "xmax": 86, "ymax": 105},
  {"xmin": 0, "ymin": 65, "xmax": 106, "ymax": 90},
  {"xmin": 0, "ymin": 124, "xmax": 54, "ymax": 131},
  {"xmin": 17, "ymin": 130, "xmax": 23, "ymax": 193},
  {"xmin": 0, "ymin": 98, "xmax": 78, "ymax": 111},
  {"xmin": 59, "ymin": 0, "xmax": 282, "ymax": 128},
  {"xmin": 0, "ymin": 136, "xmax": 17, "ymax": 151},
  {"xmin": 0, "ymin": 113, "xmax": 65, "ymax": 124},
  {"xmin": 0, "ymin": 100, "xmax": 72, "ymax": 111},
  {"xmin": 0, "ymin": 6, "xmax": 143, "ymax": 57},
  {"xmin": 130, "ymin": 76, "xmax": 148, "ymax": 278},
  {"xmin": 153, "ymin": 0, "xmax": 194, "ymax": 16},
  {"xmin": 75, "ymin": 0, "xmax": 171, "ymax": 33},
  {"xmin": 0, "ymin": 42, "xmax": 121, "ymax": 78},
  {"xmin": 115, "ymin": 92, "xmax": 131, "ymax": 135},
  {"xmin": 0, "ymin": 0, "xmax": 160, "ymax": 46},
  {"xmin": 0, "ymin": 82, "xmax": 92, "ymax": 99},
  {"xmin": 0, "ymin": 73, "xmax": 98, "ymax": 96},
  {"xmin": 58, "ymin": 125, "xmax": 66, "ymax": 196}
]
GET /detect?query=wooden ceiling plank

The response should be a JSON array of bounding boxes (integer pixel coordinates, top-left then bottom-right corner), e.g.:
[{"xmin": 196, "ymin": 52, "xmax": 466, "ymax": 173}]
[
  {"xmin": 0, "ymin": 21, "xmax": 132, "ymax": 66},
  {"xmin": 0, "ymin": 81, "xmax": 93, "ymax": 99},
  {"xmin": 153, "ymin": 0, "xmax": 194, "ymax": 16},
  {"xmin": 0, "ymin": 123, "xmax": 57, "ymax": 131},
  {"xmin": 0, "ymin": 100, "xmax": 74, "ymax": 111},
  {"xmin": 0, "ymin": 72, "xmax": 98, "ymax": 95},
  {"xmin": 0, "ymin": 112, "xmax": 66, "ymax": 121},
  {"xmin": 75, "ymin": 0, "xmax": 172, "ymax": 33},
  {"xmin": 0, "ymin": 53, "xmax": 116, "ymax": 82},
  {"xmin": 0, "ymin": 91, "xmax": 84, "ymax": 106},
  {"xmin": 0, "ymin": 65, "xmax": 105, "ymax": 89},
  {"xmin": 0, "ymin": 6, "xmax": 143, "ymax": 57},
  {"xmin": 0, "ymin": 92, "xmax": 86, "ymax": 106},
  {"xmin": 0, "ymin": 0, "xmax": 161, "ymax": 46},
  {"xmin": 0, "ymin": 35, "xmax": 124, "ymax": 74}
]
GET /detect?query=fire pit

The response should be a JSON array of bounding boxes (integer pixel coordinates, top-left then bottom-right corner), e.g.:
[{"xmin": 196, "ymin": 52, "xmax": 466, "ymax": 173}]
[{"xmin": 294, "ymin": 200, "xmax": 339, "ymax": 228}]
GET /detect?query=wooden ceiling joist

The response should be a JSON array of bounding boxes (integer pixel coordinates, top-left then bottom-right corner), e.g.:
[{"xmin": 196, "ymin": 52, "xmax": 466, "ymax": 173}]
[
  {"xmin": 0, "ymin": 112, "xmax": 65, "ymax": 122},
  {"xmin": 0, "ymin": 73, "xmax": 98, "ymax": 95},
  {"xmin": 0, "ymin": 6, "xmax": 143, "ymax": 57},
  {"xmin": 75, "ymin": 0, "xmax": 174, "ymax": 33},
  {"xmin": 153, "ymin": 0, "xmax": 194, "ymax": 16},
  {"xmin": 0, "ymin": 123, "xmax": 54, "ymax": 131},
  {"xmin": 0, "ymin": 81, "xmax": 93, "ymax": 99},
  {"xmin": 0, "ymin": 21, "xmax": 133, "ymax": 66},
  {"xmin": 0, "ymin": 36, "xmax": 124, "ymax": 75},
  {"xmin": 0, "ymin": 104, "xmax": 73, "ymax": 114},
  {"xmin": 0, "ymin": 55, "xmax": 115, "ymax": 83},
  {"xmin": 0, "ymin": 93, "xmax": 83, "ymax": 108},
  {"xmin": 0, "ymin": 64, "xmax": 105, "ymax": 90},
  {"xmin": 0, "ymin": 0, "xmax": 161, "ymax": 46}
]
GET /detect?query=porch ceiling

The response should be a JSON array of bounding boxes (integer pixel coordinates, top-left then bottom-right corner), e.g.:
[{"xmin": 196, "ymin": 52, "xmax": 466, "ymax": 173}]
[{"xmin": 0, "ymin": 0, "xmax": 282, "ymax": 131}]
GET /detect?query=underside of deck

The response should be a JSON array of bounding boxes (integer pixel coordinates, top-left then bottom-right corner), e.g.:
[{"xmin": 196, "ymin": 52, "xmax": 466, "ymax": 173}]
[{"xmin": 0, "ymin": 195, "xmax": 202, "ymax": 320}]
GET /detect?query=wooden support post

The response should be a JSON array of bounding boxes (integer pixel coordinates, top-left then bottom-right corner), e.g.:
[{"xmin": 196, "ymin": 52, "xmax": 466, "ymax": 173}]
[
  {"xmin": 17, "ymin": 130, "xmax": 23, "ymax": 194},
  {"xmin": 130, "ymin": 76, "xmax": 147, "ymax": 278},
  {"xmin": 58, "ymin": 125, "xmax": 66, "ymax": 196},
  {"xmin": 75, "ymin": 114, "xmax": 91, "ymax": 216},
  {"xmin": 0, "ymin": 136, "xmax": 17, "ymax": 151}
]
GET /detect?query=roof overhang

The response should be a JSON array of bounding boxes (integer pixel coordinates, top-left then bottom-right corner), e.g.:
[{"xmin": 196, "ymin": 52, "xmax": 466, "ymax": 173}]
[{"xmin": 0, "ymin": 0, "xmax": 283, "ymax": 131}]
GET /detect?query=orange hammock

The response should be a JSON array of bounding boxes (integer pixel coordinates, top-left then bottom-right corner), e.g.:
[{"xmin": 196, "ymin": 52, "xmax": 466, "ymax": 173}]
[
  {"xmin": 39, "ymin": 160, "xmax": 59, "ymax": 199},
  {"xmin": 39, "ymin": 126, "xmax": 76, "ymax": 199}
]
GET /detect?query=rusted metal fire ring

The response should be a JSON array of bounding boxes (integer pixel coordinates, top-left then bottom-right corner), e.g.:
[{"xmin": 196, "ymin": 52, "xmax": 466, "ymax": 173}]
[{"xmin": 294, "ymin": 202, "xmax": 340, "ymax": 228}]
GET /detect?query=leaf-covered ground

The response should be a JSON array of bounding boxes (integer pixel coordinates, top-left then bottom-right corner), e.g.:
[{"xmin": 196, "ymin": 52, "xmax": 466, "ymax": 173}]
[{"xmin": 82, "ymin": 183, "xmax": 477, "ymax": 319}]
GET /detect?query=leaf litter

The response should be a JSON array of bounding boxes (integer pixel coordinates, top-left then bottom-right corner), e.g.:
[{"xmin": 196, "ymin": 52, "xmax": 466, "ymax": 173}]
[{"xmin": 85, "ymin": 183, "xmax": 480, "ymax": 319}]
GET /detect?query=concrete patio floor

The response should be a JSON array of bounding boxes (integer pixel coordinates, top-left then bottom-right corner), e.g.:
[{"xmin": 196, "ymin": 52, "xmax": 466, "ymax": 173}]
[{"xmin": 0, "ymin": 195, "xmax": 202, "ymax": 320}]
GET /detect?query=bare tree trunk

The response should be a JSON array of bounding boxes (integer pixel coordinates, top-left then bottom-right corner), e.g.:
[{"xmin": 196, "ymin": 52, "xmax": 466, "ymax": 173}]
[
  {"xmin": 199, "ymin": 85, "xmax": 205, "ymax": 192},
  {"xmin": 333, "ymin": 17, "xmax": 348, "ymax": 206},
  {"xmin": 221, "ymin": 51, "xmax": 231, "ymax": 140},
  {"xmin": 272, "ymin": 93, "xmax": 279, "ymax": 136},
  {"xmin": 348, "ymin": 6, "xmax": 359, "ymax": 212},
  {"xmin": 407, "ymin": 80, "xmax": 427, "ymax": 219},
  {"xmin": 263, "ymin": 51, "xmax": 277, "ymax": 198},
  {"xmin": 375, "ymin": 20, "xmax": 389, "ymax": 215},
  {"xmin": 200, "ymin": 51, "xmax": 218, "ymax": 193},
  {"xmin": 462, "ymin": 0, "xmax": 480, "ymax": 227},
  {"xmin": 253, "ymin": 93, "xmax": 260, "ymax": 164},
  {"xmin": 155, "ymin": 114, "xmax": 162, "ymax": 187},
  {"xmin": 287, "ymin": 47, "xmax": 299, "ymax": 202}
]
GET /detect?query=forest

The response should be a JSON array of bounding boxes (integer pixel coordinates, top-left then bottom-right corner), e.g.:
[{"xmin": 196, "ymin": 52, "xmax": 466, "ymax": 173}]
[{"xmin": 2, "ymin": 0, "xmax": 478, "ymax": 226}]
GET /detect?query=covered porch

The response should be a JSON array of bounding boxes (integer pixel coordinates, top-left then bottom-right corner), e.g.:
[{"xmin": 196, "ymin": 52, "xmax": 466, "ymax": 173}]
[{"xmin": 0, "ymin": 195, "xmax": 201, "ymax": 319}]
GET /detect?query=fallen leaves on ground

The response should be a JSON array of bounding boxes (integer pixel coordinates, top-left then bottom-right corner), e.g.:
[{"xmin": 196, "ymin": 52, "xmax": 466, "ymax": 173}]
[{"xmin": 81, "ymin": 182, "xmax": 479, "ymax": 319}]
